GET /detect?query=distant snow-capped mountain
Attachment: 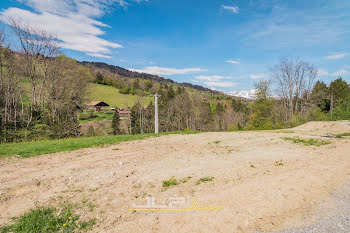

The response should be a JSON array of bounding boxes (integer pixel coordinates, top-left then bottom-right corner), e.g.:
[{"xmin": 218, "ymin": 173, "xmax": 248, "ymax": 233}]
[{"xmin": 226, "ymin": 90, "xmax": 256, "ymax": 99}]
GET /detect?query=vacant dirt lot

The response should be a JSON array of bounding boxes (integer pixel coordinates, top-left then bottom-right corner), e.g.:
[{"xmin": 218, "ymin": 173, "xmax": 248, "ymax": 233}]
[{"xmin": 1, "ymin": 122, "xmax": 350, "ymax": 232}]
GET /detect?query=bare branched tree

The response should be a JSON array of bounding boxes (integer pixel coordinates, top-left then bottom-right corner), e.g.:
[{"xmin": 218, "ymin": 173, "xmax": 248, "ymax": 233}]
[
  {"xmin": 9, "ymin": 19, "xmax": 61, "ymax": 127},
  {"xmin": 270, "ymin": 57, "xmax": 318, "ymax": 119}
]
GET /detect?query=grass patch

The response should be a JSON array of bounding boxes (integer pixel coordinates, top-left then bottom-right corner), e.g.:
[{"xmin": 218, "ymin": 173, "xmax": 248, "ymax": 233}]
[
  {"xmin": 0, "ymin": 203, "xmax": 95, "ymax": 233},
  {"xmin": 179, "ymin": 176, "xmax": 192, "ymax": 183},
  {"xmin": 0, "ymin": 131, "xmax": 199, "ymax": 158},
  {"xmin": 79, "ymin": 111, "xmax": 114, "ymax": 123},
  {"xmin": 283, "ymin": 137, "xmax": 331, "ymax": 146},
  {"xmin": 162, "ymin": 177, "xmax": 179, "ymax": 187},
  {"xmin": 213, "ymin": 140, "xmax": 221, "ymax": 144},
  {"xmin": 88, "ymin": 83, "xmax": 153, "ymax": 108},
  {"xmin": 196, "ymin": 176, "xmax": 214, "ymax": 185},
  {"xmin": 336, "ymin": 132, "xmax": 350, "ymax": 137}
]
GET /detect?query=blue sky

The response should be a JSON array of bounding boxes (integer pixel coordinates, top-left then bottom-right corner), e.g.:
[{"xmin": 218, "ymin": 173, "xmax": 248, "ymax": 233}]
[{"xmin": 0, "ymin": 0, "xmax": 349, "ymax": 93}]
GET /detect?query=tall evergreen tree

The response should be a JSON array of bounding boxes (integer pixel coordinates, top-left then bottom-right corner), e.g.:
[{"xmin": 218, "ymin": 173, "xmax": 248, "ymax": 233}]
[
  {"xmin": 311, "ymin": 81, "xmax": 330, "ymax": 112},
  {"xmin": 131, "ymin": 103, "xmax": 141, "ymax": 134},
  {"xmin": 329, "ymin": 78, "xmax": 350, "ymax": 107}
]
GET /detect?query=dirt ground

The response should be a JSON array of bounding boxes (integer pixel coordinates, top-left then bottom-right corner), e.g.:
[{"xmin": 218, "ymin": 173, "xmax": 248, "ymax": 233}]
[{"xmin": 0, "ymin": 121, "xmax": 350, "ymax": 232}]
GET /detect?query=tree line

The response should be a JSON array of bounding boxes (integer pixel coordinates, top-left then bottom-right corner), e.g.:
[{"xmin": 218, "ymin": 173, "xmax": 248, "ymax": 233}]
[{"xmin": 127, "ymin": 58, "xmax": 349, "ymax": 134}]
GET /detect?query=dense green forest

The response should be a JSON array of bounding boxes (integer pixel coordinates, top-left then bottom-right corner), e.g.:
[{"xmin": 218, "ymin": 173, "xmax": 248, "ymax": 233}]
[{"xmin": 0, "ymin": 21, "xmax": 349, "ymax": 143}]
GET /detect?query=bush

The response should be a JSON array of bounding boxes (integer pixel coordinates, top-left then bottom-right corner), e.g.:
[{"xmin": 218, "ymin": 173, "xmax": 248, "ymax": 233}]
[
  {"xmin": 86, "ymin": 126, "xmax": 96, "ymax": 137},
  {"xmin": 307, "ymin": 108, "xmax": 329, "ymax": 121},
  {"xmin": 119, "ymin": 87, "xmax": 131, "ymax": 94},
  {"xmin": 331, "ymin": 97, "xmax": 350, "ymax": 120}
]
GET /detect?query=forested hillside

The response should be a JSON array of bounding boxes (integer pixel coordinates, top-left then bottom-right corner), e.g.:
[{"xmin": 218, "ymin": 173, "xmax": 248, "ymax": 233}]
[{"xmin": 80, "ymin": 61, "xmax": 221, "ymax": 94}]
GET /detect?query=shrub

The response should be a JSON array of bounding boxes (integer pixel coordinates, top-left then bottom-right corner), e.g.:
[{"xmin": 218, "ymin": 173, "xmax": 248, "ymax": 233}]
[
  {"xmin": 307, "ymin": 108, "xmax": 329, "ymax": 121},
  {"xmin": 162, "ymin": 177, "xmax": 179, "ymax": 187},
  {"xmin": 0, "ymin": 203, "xmax": 95, "ymax": 233},
  {"xmin": 196, "ymin": 176, "xmax": 214, "ymax": 185}
]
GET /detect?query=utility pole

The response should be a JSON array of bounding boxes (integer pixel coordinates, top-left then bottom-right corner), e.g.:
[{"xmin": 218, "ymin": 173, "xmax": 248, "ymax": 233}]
[{"xmin": 150, "ymin": 94, "xmax": 161, "ymax": 133}]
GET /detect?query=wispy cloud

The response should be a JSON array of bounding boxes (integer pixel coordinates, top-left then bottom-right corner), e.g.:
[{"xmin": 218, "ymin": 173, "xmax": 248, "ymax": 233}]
[
  {"xmin": 318, "ymin": 69, "xmax": 329, "ymax": 76},
  {"xmin": 195, "ymin": 75, "xmax": 237, "ymax": 87},
  {"xmin": 222, "ymin": 5, "xmax": 239, "ymax": 14},
  {"xmin": 86, "ymin": 53, "xmax": 112, "ymax": 58},
  {"xmin": 128, "ymin": 66, "xmax": 207, "ymax": 75},
  {"xmin": 0, "ymin": 0, "xmax": 146, "ymax": 58},
  {"xmin": 332, "ymin": 69, "xmax": 350, "ymax": 77},
  {"xmin": 324, "ymin": 53, "xmax": 348, "ymax": 60},
  {"xmin": 226, "ymin": 59, "xmax": 240, "ymax": 64},
  {"xmin": 195, "ymin": 75, "xmax": 232, "ymax": 81},
  {"xmin": 204, "ymin": 81, "xmax": 237, "ymax": 87},
  {"xmin": 249, "ymin": 73, "xmax": 267, "ymax": 79},
  {"xmin": 318, "ymin": 68, "xmax": 350, "ymax": 77}
]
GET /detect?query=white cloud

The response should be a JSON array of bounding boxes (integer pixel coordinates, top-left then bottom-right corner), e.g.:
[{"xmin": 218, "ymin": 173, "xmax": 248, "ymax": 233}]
[
  {"xmin": 250, "ymin": 73, "xmax": 267, "ymax": 79},
  {"xmin": 194, "ymin": 75, "xmax": 236, "ymax": 87},
  {"xmin": 195, "ymin": 75, "xmax": 232, "ymax": 82},
  {"xmin": 318, "ymin": 68, "xmax": 350, "ymax": 77},
  {"xmin": 226, "ymin": 59, "xmax": 240, "ymax": 64},
  {"xmin": 0, "ymin": 0, "xmax": 146, "ymax": 57},
  {"xmin": 324, "ymin": 53, "xmax": 348, "ymax": 60},
  {"xmin": 318, "ymin": 69, "xmax": 329, "ymax": 76},
  {"xmin": 128, "ymin": 66, "xmax": 207, "ymax": 75},
  {"xmin": 86, "ymin": 53, "xmax": 111, "ymax": 58},
  {"xmin": 222, "ymin": 5, "xmax": 239, "ymax": 14},
  {"xmin": 204, "ymin": 81, "xmax": 237, "ymax": 87},
  {"xmin": 332, "ymin": 69, "xmax": 349, "ymax": 77}
]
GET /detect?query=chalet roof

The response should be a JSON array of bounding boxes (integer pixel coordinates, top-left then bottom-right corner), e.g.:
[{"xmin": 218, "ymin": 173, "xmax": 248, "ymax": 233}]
[{"xmin": 87, "ymin": 101, "xmax": 109, "ymax": 107}]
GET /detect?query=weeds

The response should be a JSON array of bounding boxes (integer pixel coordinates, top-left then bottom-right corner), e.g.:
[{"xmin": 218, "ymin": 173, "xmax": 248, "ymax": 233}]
[
  {"xmin": 162, "ymin": 177, "xmax": 179, "ymax": 187},
  {"xmin": 0, "ymin": 203, "xmax": 95, "ymax": 233},
  {"xmin": 196, "ymin": 176, "xmax": 214, "ymax": 185},
  {"xmin": 336, "ymin": 132, "xmax": 350, "ymax": 137},
  {"xmin": 180, "ymin": 176, "xmax": 192, "ymax": 183},
  {"xmin": 283, "ymin": 137, "xmax": 330, "ymax": 146},
  {"xmin": 275, "ymin": 160, "xmax": 284, "ymax": 166}
]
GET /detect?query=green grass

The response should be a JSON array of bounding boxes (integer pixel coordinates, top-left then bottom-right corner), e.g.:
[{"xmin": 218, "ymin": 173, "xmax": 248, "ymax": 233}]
[
  {"xmin": 283, "ymin": 137, "xmax": 331, "ymax": 146},
  {"xmin": 196, "ymin": 176, "xmax": 214, "ymax": 185},
  {"xmin": 0, "ymin": 203, "xmax": 95, "ymax": 233},
  {"xmin": 162, "ymin": 177, "xmax": 179, "ymax": 187},
  {"xmin": 79, "ymin": 111, "xmax": 114, "ymax": 123},
  {"xmin": 88, "ymin": 83, "xmax": 153, "ymax": 107},
  {"xmin": 162, "ymin": 176, "xmax": 192, "ymax": 187},
  {"xmin": 179, "ymin": 176, "xmax": 192, "ymax": 183},
  {"xmin": 0, "ymin": 131, "xmax": 198, "ymax": 158},
  {"xmin": 336, "ymin": 132, "xmax": 350, "ymax": 137}
]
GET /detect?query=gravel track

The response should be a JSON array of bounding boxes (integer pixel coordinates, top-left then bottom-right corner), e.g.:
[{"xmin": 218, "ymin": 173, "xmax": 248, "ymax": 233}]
[{"xmin": 272, "ymin": 182, "xmax": 350, "ymax": 233}]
